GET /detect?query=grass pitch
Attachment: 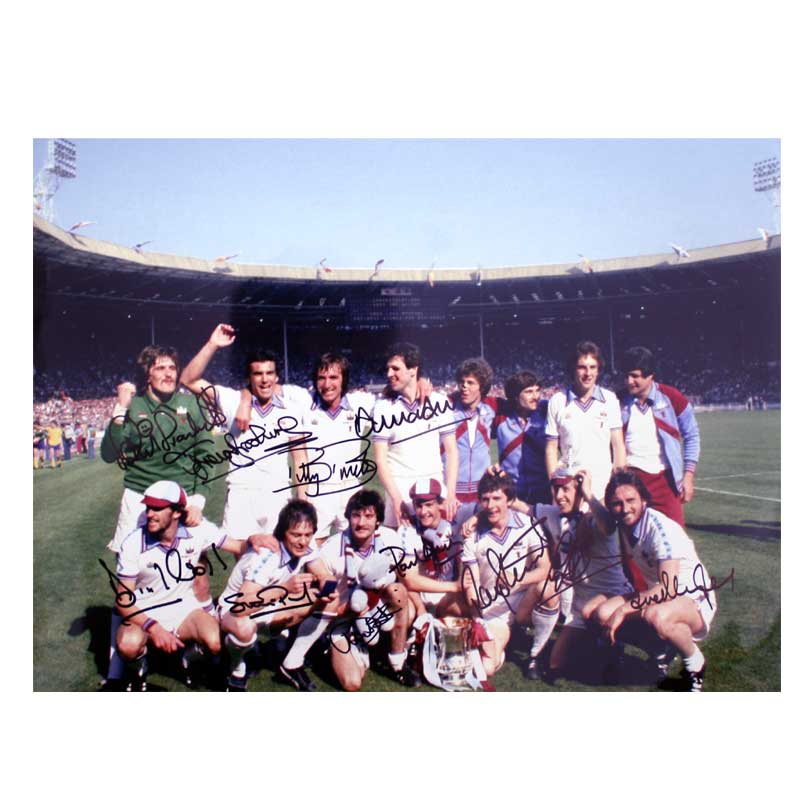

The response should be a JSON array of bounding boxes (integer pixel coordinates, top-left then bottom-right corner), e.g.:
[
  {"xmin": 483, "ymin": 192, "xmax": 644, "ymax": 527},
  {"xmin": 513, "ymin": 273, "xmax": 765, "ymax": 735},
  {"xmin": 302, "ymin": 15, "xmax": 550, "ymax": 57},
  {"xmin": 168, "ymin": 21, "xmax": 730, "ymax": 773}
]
[{"xmin": 33, "ymin": 410, "xmax": 780, "ymax": 691}]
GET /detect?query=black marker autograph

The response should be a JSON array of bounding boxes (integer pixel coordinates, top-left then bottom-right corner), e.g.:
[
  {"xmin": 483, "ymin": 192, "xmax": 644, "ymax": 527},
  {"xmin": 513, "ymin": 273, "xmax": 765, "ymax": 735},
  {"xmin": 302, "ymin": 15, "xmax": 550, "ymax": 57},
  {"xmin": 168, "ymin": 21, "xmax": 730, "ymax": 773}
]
[
  {"xmin": 354, "ymin": 396, "xmax": 457, "ymax": 441},
  {"xmin": 278, "ymin": 434, "xmax": 378, "ymax": 497},
  {"xmin": 630, "ymin": 564, "xmax": 734, "ymax": 611},
  {"xmin": 460, "ymin": 521, "xmax": 549, "ymax": 613},
  {"xmin": 381, "ymin": 540, "xmax": 463, "ymax": 579},
  {"xmin": 99, "ymin": 543, "xmax": 229, "ymax": 625},
  {"xmin": 107, "ymin": 402, "xmax": 220, "ymax": 473},
  {"xmin": 189, "ymin": 416, "xmax": 317, "ymax": 483},
  {"xmin": 222, "ymin": 582, "xmax": 319, "ymax": 620},
  {"xmin": 328, "ymin": 603, "xmax": 399, "ymax": 653}
]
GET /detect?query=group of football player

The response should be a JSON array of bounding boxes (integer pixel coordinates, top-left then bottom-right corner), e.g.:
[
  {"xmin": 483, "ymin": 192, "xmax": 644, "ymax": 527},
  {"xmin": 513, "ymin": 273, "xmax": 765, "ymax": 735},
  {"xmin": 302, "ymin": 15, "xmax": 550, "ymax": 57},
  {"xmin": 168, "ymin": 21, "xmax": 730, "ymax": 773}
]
[{"xmin": 102, "ymin": 323, "xmax": 712, "ymax": 692}]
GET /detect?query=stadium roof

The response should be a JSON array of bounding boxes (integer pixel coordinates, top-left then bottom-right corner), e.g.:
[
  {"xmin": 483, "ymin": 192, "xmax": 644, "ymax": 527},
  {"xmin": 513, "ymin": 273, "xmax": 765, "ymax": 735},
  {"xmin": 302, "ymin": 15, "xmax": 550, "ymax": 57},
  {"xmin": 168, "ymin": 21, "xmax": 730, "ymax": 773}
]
[
  {"xmin": 34, "ymin": 214, "xmax": 780, "ymax": 323},
  {"xmin": 34, "ymin": 213, "xmax": 780, "ymax": 283}
]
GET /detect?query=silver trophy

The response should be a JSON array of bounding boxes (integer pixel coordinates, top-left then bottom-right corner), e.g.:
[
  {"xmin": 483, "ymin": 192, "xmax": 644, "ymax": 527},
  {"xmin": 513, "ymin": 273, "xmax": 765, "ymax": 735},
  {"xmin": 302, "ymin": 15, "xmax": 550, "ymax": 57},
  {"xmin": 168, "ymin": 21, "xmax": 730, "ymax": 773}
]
[{"xmin": 434, "ymin": 617, "xmax": 471, "ymax": 689}]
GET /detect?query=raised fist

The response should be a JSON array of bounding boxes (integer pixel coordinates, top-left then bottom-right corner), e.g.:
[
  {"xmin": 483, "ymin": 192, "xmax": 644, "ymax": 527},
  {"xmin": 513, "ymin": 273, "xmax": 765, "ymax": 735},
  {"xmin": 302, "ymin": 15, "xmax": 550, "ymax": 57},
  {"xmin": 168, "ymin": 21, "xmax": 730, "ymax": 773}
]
[{"xmin": 116, "ymin": 382, "xmax": 137, "ymax": 408}]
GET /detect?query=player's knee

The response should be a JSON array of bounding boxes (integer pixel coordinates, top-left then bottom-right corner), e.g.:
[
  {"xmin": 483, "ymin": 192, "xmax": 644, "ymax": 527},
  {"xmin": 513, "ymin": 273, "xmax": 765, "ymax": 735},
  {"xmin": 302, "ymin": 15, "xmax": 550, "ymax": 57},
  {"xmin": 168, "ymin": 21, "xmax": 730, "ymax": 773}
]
[
  {"xmin": 203, "ymin": 627, "xmax": 222, "ymax": 655},
  {"xmin": 383, "ymin": 582, "xmax": 407, "ymax": 610},
  {"xmin": 340, "ymin": 672, "xmax": 363, "ymax": 692},
  {"xmin": 118, "ymin": 628, "xmax": 146, "ymax": 660},
  {"xmin": 643, "ymin": 606, "xmax": 669, "ymax": 639},
  {"xmin": 227, "ymin": 615, "xmax": 256, "ymax": 641}
]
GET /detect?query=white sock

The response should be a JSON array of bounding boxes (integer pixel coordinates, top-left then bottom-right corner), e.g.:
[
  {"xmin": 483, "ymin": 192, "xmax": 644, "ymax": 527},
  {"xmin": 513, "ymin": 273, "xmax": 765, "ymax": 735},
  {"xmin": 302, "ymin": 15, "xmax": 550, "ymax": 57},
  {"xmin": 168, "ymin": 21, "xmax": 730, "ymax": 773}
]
[
  {"xmin": 282, "ymin": 613, "xmax": 332, "ymax": 670},
  {"xmin": 683, "ymin": 647, "xmax": 705, "ymax": 673},
  {"xmin": 225, "ymin": 632, "xmax": 257, "ymax": 679},
  {"xmin": 388, "ymin": 650, "xmax": 406, "ymax": 672},
  {"xmin": 529, "ymin": 605, "xmax": 560, "ymax": 658},
  {"xmin": 107, "ymin": 612, "xmax": 125, "ymax": 680}
]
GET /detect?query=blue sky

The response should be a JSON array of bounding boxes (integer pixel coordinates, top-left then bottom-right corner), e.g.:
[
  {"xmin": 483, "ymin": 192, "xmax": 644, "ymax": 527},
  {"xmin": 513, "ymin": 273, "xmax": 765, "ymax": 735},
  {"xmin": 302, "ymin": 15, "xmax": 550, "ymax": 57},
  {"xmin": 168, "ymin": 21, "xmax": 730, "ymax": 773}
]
[{"xmin": 32, "ymin": 138, "xmax": 780, "ymax": 270}]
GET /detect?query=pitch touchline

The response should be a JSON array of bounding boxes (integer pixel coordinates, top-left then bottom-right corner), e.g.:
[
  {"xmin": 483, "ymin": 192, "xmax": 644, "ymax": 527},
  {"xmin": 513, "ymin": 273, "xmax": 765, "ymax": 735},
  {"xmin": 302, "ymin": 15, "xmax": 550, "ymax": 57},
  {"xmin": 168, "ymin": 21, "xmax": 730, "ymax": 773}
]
[
  {"xmin": 693, "ymin": 487, "xmax": 781, "ymax": 503},
  {"xmin": 698, "ymin": 470, "xmax": 781, "ymax": 481}
]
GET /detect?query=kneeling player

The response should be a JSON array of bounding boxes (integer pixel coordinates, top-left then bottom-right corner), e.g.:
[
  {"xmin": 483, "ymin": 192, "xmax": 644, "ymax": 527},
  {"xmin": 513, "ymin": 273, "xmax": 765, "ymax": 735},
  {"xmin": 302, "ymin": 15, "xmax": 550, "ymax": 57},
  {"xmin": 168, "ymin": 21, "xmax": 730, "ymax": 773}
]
[
  {"xmin": 395, "ymin": 479, "xmax": 465, "ymax": 619},
  {"xmin": 543, "ymin": 468, "xmax": 633, "ymax": 681},
  {"xmin": 278, "ymin": 489, "xmax": 420, "ymax": 691},
  {"xmin": 113, "ymin": 481, "xmax": 265, "ymax": 691},
  {"xmin": 457, "ymin": 472, "xmax": 552, "ymax": 678},
  {"xmin": 589, "ymin": 470, "xmax": 717, "ymax": 691},
  {"xmin": 216, "ymin": 499, "xmax": 336, "ymax": 691}
]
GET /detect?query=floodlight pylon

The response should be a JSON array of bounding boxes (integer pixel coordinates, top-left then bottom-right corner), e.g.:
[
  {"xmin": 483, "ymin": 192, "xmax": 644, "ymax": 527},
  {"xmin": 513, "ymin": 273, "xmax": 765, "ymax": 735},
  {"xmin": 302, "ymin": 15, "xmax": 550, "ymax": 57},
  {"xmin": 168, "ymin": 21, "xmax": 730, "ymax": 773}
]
[{"xmin": 33, "ymin": 139, "xmax": 77, "ymax": 224}]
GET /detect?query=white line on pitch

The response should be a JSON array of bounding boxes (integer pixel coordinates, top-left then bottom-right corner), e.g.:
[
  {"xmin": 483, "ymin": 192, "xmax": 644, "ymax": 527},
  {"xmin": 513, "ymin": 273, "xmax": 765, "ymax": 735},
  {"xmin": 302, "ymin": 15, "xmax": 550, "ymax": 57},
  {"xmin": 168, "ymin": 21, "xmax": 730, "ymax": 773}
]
[
  {"xmin": 698, "ymin": 471, "xmax": 781, "ymax": 481},
  {"xmin": 693, "ymin": 487, "xmax": 781, "ymax": 503}
]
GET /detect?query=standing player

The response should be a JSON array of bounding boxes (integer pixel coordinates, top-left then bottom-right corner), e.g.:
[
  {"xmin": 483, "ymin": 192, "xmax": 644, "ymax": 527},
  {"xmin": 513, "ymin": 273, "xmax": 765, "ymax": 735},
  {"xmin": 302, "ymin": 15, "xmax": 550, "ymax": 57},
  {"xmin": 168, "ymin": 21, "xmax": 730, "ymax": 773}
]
[
  {"xmin": 494, "ymin": 371, "xmax": 551, "ymax": 506},
  {"xmin": 590, "ymin": 470, "xmax": 717, "ymax": 691},
  {"xmin": 372, "ymin": 342, "xmax": 458, "ymax": 528},
  {"xmin": 278, "ymin": 489, "xmax": 420, "ymax": 690},
  {"xmin": 446, "ymin": 358, "xmax": 498, "ymax": 504},
  {"xmin": 545, "ymin": 341, "xmax": 625, "ymax": 498},
  {"xmin": 113, "ymin": 481, "xmax": 266, "ymax": 691},
  {"xmin": 179, "ymin": 324, "xmax": 309, "ymax": 544},
  {"xmin": 267, "ymin": 352, "xmax": 378, "ymax": 544},
  {"xmin": 216, "ymin": 499, "xmax": 336, "ymax": 691},
  {"xmin": 620, "ymin": 346, "xmax": 700, "ymax": 525}
]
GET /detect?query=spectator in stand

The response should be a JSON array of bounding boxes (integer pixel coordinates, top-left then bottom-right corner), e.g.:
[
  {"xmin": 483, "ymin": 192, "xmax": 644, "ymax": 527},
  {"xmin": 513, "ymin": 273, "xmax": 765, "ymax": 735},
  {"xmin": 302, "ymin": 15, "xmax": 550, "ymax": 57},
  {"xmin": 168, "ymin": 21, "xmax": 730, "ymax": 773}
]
[{"xmin": 619, "ymin": 347, "xmax": 699, "ymax": 526}]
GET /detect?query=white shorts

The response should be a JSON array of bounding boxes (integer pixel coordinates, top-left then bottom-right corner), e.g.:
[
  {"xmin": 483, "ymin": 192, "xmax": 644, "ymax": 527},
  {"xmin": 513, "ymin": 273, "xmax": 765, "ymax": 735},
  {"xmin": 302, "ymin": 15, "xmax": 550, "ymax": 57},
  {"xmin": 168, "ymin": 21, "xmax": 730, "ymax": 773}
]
[
  {"xmin": 146, "ymin": 593, "xmax": 205, "ymax": 634},
  {"xmin": 309, "ymin": 486, "xmax": 357, "ymax": 540},
  {"xmin": 563, "ymin": 588, "xmax": 593, "ymax": 630},
  {"xmin": 482, "ymin": 590, "xmax": 525, "ymax": 628},
  {"xmin": 421, "ymin": 591, "xmax": 446, "ymax": 612},
  {"xmin": 108, "ymin": 487, "xmax": 146, "ymax": 552},
  {"xmin": 693, "ymin": 589, "xmax": 717, "ymax": 642},
  {"xmin": 222, "ymin": 485, "xmax": 288, "ymax": 540}
]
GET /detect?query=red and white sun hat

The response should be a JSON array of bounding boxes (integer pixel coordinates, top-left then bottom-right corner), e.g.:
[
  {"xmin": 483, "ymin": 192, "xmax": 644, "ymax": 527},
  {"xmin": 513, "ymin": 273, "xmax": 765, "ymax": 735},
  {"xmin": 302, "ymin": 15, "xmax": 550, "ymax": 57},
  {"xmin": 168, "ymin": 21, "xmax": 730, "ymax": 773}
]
[
  {"xmin": 142, "ymin": 480, "xmax": 187, "ymax": 509},
  {"xmin": 550, "ymin": 464, "xmax": 581, "ymax": 488},
  {"xmin": 409, "ymin": 478, "xmax": 446, "ymax": 502}
]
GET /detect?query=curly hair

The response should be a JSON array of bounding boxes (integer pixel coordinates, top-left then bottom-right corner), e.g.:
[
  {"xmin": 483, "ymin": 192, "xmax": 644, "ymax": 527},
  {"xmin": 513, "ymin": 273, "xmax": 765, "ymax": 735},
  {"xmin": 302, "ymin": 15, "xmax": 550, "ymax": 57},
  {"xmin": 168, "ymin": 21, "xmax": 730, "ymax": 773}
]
[
  {"xmin": 136, "ymin": 345, "xmax": 179, "ymax": 394},
  {"xmin": 456, "ymin": 357, "xmax": 494, "ymax": 397}
]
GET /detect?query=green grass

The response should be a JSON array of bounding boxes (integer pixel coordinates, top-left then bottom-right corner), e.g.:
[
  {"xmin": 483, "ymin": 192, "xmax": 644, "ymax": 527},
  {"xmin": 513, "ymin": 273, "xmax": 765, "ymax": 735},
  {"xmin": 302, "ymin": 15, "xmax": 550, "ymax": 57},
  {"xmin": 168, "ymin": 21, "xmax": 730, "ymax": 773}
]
[{"xmin": 33, "ymin": 410, "xmax": 781, "ymax": 691}]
